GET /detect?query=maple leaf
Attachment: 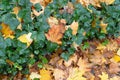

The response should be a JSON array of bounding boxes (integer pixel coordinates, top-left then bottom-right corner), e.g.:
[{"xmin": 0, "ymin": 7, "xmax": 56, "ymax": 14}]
[
  {"xmin": 29, "ymin": 72, "xmax": 41, "ymax": 80},
  {"xmin": 40, "ymin": 69, "xmax": 52, "ymax": 80},
  {"xmin": 0, "ymin": 23, "xmax": 14, "ymax": 39},
  {"xmin": 98, "ymin": 72, "xmax": 109, "ymax": 80},
  {"xmin": 64, "ymin": 54, "xmax": 77, "ymax": 67},
  {"xmin": 67, "ymin": 68, "xmax": 86, "ymax": 80},
  {"xmin": 100, "ymin": 21, "xmax": 108, "ymax": 34},
  {"xmin": 53, "ymin": 69, "xmax": 66, "ymax": 80},
  {"xmin": 18, "ymin": 32, "xmax": 33, "ymax": 47},
  {"xmin": 112, "ymin": 55, "xmax": 120, "ymax": 62},
  {"xmin": 45, "ymin": 24, "xmax": 65, "ymax": 45},
  {"xmin": 77, "ymin": 58, "xmax": 91, "ymax": 72},
  {"xmin": 109, "ymin": 62, "xmax": 120, "ymax": 74}
]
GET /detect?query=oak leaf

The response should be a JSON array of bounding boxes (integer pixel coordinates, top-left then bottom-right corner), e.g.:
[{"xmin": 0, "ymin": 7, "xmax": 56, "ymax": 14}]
[
  {"xmin": 18, "ymin": 32, "xmax": 33, "ymax": 47},
  {"xmin": 45, "ymin": 24, "xmax": 65, "ymax": 44},
  {"xmin": 40, "ymin": 69, "xmax": 52, "ymax": 80}
]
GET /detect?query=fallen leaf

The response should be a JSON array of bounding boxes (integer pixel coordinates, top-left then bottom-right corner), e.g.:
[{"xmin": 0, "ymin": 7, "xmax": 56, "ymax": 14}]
[
  {"xmin": 109, "ymin": 62, "xmax": 120, "ymax": 74},
  {"xmin": 47, "ymin": 17, "xmax": 59, "ymax": 27},
  {"xmin": 29, "ymin": 72, "xmax": 41, "ymax": 80},
  {"xmin": 32, "ymin": 6, "xmax": 44, "ymax": 16},
  {"xmin": 106, "ymin": 40, "xmax": 118, "ymax": 51},
  {"xmin": 100, "ymin": 21, "xmax": 108, "ymax": 34},
  {"xmin": 112, "ymin": 55, "xmax": 120, "ymax": 62},
  {"xmin": 110, "ymin": 76, "xmax": 120, "ymax": 80},
  {"xmin": 53, "ymin": 69, "xmax": 66, "ymax": 80},
  {"xmin": 77, "ymin": 58, "xmax": 91, "ymax": 71},
  {"xmin": 18, "ymin": 32, "xmax": 33, "ymax": 47},
  {"xmin": 64, "ymin": 54, "xmax": 77, "ymax": 67},
  {"xmin": 117, "ymin": 48, "xmax": 120, "ymax": 56},
  {"xmin": 0, "ymin": 23, "xmax": 14, "ymax": 39},
  {"xmin": 98, "ymin": 72, "xmax": 109, "ymax": 80},
  {"xmin": 96, "ymin": 44, "xmax": 106, "ymax": 51},
  {"xmin": 45, "ymin": 23, "xmax": 65, "ymax": 44},
  {"xmin": 67, "ymin": 68, "xmax": 86, "ymax": 80},
  {"xmin": 40, "ymin": 69, "xmax": 52, "ymax": 80},
  {"xmin": 70, "ymin": 21, "xmax": 79, "ymax": 35}
]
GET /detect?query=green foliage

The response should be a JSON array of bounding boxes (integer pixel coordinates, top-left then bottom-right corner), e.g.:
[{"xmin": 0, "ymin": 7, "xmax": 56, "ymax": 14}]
[{"xmin": 0, "ymin": 0, "xmax": 120, "ymax": 76}]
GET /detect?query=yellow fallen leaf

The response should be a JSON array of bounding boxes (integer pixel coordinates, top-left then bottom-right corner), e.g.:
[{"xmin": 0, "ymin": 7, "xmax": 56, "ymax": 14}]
[
  {"xmin": 18, "ymin": 32, "xmax": 33, "ymax": 47},
  {"xmin": 67, "ymin": 68, "xmax": 86, "ymax": 80},
  {"xmin": 40, "ymin": 69, "xmax": 52, "ymax": 80},
  {"xmin": 96, "ymin": 44, "xmax": 106, "ymax": 51},
  {"xmin": 0, "ymin": 23, "xmax": 14, "ymax": 39},
  {"xmin": 117, "ymin": 48, "xmax": 120, "ymax": 56},
  {"xmin": 70, "ymin": 21, "xmax": 79, "ymax": 35},
  {"xmin": 98, "ymin": 72, "xmax": 109, "ymax": 80},
  {"xmin": 110, "ymin": 76, "xmax": 120, "ymax": 80},
  {"xmin": 13, "ymin": 7, "xmax": 20, "ymax": 15},
  {"xmin": 101, "ymin": 0, "xmax": 115, "ymax": 5},
  {"xmin": 29, "ymin": 72, "xmax": 41, "ymax": 80},
  {"xmin": 100, "ymin": 21, "xmax": 108, "ymax": 34},
  {"xmin": 112, "ymin": 55, "xmax": 120, "ymax": 62},
  {"xmin": 47, "ymin": 17, "xmax": 59, "ymax": 27}
]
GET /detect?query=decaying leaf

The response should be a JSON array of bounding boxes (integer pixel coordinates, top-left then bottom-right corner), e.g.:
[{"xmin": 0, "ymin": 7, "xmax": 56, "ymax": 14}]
[
  {"xmin": 29, "ymin": 72, "xmax": 41, "ymax": 80},
  {"xmin": 18, "ymin": 32, "xmax": 33, "ymax": 47},
  {"xmin": 45, "ymin": 23, "xmax": 65, "ymax": 44},
  {"xmin": 67, "ymin": 68, "xmax": 86, "ymax": 80},
  {"xmin": 100, "ymin": 21, "xmax": 108, "ymax": 34},
  {"xmin": 40, "ymin": 69, "xmax": 52, "ymax": 80},
  {"xmin": 0, "ymin": 23, "xmax": 14, "ymax": 39},
  {"xmin": 98, "ymin": 72, "xmax": 109, "ymax": 80}
]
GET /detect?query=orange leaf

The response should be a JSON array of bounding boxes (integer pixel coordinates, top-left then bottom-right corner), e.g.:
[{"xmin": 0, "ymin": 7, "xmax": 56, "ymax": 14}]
[
  {"xmin": 0, "ymin": 23, "xmax": 14, "ymax": 39},
  {"xmin": 45, "ymin": 24, "xmax": 65, "ymax": 44}
]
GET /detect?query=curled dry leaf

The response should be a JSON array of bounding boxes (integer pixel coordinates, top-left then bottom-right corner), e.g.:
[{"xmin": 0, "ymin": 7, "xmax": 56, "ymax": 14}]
[
  {"xmin": 0, "ymin": 23, "xmax": 14, "ymax": 39},
  {"xmin": 40, "ymin": 69, "xmax": 52, "ymax": 80},
  {"xmin": 45, "ymin": 23, "xmax": 65, "ymax": 45},
  {"xmin": 18, "ymin": 32, "xmax": 33, "ymax": 47}
]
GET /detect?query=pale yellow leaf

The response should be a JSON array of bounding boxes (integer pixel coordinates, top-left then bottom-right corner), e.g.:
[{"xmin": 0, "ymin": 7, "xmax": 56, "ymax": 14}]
[
  {"xmin": 18, "ymin": 32, "xmax": 33, "ymax": 47},
  {"xmin": 70, "ymin": 21, "xmax": 79, "ymax": 35},
  {"xmin": 100, "ymin": 21, "xmax": 108, "ymax": 34},
  {"xmin": 29, "ymin": 72, "xmax": 41, "ymax": 80},
  {"xmin": 98, "ymin": 72, "xmax": 109, "ymax": 80},
  {"xmin": 117, "ymin": 48, "xmax": 120, "ymax": 56}
]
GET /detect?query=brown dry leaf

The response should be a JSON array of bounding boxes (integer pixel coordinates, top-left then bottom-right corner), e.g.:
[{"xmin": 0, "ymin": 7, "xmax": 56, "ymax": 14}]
[
  {"xmin": 70, "ymin": 21, "xmax": 79, "ymax": 35},
  {"xmin": 45, "ymin": 24, "xmax": 65, "ymax": 45},
  {"xmin": 100, "ymin": 21, "xmax": 108, "ymax": 34},
  {"xmin": 53, "ymin": 69, "xmax": 66, "ymax": 80},
  {"xmin": 98, "ymin": 72, "xmax": 109, "ymax": 80},
  {"xmin": 40, "ymin": 69, "xmax": 52, "ymax": 80},
  {"xmin": 77, "ymin": 58, "xmax": 91, "ymax": 72},
  {"xmin": 64, "ymin": 2, "xmax": 74, "ymax": 14},
  {"xmin": 18, "ymin": 32, "xmax": 33, "ymax": 47},
  {"xmin": 109, "ymin": 62, "xmax": 120, "ymax": 74},
  {"xmin": 13, "ymin": 7, "xmax": 20, "ymax": 15},
  {"xmin": 0, "ymin": 23, "xmax": 14, "ymax": 39},
  {"xmin": 67, "ymin": 68, "xmax": 86, "ymax": 80},
  {"xmin": 64, "ymin": 54, "xmax": 77, "ymax": 67},
  {"xmin": 90, "ymin": 51, "xmax": 106, "ymax": 65},
  {"xmin": 106, "ymin": 41, "xmax": 118, "ymax": 51}
]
